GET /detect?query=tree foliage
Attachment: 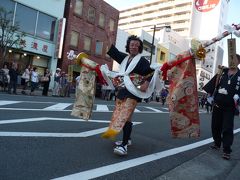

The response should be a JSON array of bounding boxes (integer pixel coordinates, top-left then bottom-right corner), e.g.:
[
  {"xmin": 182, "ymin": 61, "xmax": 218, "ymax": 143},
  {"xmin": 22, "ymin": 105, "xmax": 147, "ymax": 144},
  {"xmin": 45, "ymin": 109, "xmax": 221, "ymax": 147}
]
[{"xmin": 0, "ymin": 7, "xmax": 25, "ymax": 65}]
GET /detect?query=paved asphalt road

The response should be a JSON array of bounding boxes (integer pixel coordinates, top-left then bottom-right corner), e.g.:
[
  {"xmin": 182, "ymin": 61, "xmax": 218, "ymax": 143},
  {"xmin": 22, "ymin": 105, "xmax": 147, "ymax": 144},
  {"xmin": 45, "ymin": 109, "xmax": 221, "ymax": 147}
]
[{"xmin": 0, "ymin": 92, "xmax": 240, "ymax": 180}]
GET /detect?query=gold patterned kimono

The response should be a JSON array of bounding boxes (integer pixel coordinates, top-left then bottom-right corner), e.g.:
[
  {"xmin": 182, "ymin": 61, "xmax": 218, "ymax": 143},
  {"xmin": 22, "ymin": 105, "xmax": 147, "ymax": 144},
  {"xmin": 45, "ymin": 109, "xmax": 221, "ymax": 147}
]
[{"xmin": 71, "ymin": 59, "xmax": 97, "ymax": 120}]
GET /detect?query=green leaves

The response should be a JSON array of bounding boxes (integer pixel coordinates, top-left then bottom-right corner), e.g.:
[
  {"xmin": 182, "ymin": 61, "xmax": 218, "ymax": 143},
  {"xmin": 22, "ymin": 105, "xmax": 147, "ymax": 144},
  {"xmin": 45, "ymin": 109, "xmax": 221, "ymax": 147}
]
[{"xmin": 0, "ymin": 7, "xmax": 25, "ymax": 64}]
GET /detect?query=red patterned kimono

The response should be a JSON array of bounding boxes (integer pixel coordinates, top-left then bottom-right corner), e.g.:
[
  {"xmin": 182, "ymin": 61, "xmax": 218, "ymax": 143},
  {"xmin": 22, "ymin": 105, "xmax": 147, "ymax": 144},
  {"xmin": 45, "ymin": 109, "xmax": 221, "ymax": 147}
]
[{"xmin": 167, "ymin": 57, "xmax": 200, "ymax": 138}]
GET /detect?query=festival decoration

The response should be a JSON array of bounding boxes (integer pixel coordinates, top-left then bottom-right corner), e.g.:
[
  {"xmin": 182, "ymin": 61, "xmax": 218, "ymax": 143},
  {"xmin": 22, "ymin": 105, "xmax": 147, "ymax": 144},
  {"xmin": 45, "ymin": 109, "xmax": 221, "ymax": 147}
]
[
  {"xmin": 161, "ymin": 23, "xmax": 240, "ymax": 80},
  {"xmin": 71, "ymin": 52, "xmax": 162, "ymax": 121},
  {"xmin": 71, "ymin": 54, "xmax": 99, "ymax": 120},
  {"xmin": 70, "ymin": 23, "xmax": 240, "ymax": 138},
  {"xmin": 163, "ymin": 23, "xmax": 240, "ymax": 138}
]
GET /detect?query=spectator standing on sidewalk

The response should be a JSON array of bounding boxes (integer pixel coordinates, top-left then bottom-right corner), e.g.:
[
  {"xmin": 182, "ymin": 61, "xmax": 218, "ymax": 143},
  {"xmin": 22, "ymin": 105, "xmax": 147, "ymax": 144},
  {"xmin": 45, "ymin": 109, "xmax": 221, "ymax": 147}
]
[
  {"xmin": 59, "ymin": 72, "xmax": 68, "ymax": 97},
  {"xmin": 21, "ymin": 64, "xmax": 31, "ymax": 95},
  {"xmin": 1, "ymin": 64, "xmax": 9, "ymax": 91},
  {"xmin": 200, "ymin": 95, "xmax": 207, "ymax": 108},
  {"xmin": 2, "ymin": 64, "xmax": 10, "ymax": 83},
  {"xmin": 30, "ymin": 67, "xmax": 39, "ymax": 96},
  {"xmin": 206, "ymin": 95, "xmax": 213, "ymax": 113},
  {"xmin": 160, "ymin": 88, "xmax": 168, "ymax": 106},
  {"xmin": 42, "ymin": 68, "xmax": 51, "ymax": 96},
  {"xmin": 8, "ymin": 63, "xmax": 19, "ymax": 94},
  {"xmin": 52, "ymin": 68, "xmax": 61, "ymax": 96}
]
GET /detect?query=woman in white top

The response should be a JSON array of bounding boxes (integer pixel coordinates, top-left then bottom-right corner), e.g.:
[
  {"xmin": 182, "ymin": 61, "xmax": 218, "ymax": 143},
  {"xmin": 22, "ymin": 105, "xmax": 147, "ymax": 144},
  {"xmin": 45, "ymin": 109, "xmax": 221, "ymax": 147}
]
[
  {"xmin": 21, "ymin": 64, "xmax": 31, "ymax": 94},
  {"xmin": 52, "ymin": 68, "xmax": 61, "ymax": 96},
  {"xmin": 30, "ymin": 67, "xmax": 39, "ymax": 95},
  {"xmin": 1, "ymin": 64, "xmax": 9, "ymax": 91},
  {"xmin": 2, "ymin": 64, "xmax": 10, "ymax": 83}
]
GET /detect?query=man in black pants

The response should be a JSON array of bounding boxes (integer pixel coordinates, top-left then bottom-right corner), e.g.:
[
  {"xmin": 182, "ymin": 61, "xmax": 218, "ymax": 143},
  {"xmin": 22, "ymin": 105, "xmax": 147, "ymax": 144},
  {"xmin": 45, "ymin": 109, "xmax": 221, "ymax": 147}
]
[
  {"xmin": 203, "ymin": 54, "xmax": 240, "ymax": 160},
  {"xmin": 102, "ymin": 35, "xmax": 153, "ymax": 156}
]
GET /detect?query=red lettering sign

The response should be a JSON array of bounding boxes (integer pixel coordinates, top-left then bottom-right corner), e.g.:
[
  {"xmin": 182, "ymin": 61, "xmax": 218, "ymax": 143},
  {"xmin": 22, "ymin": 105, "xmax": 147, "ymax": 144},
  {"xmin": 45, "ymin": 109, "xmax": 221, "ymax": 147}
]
[
  {"xmin": 31, "ymin": 42, "xmax": 38, "ymax": 50},
  {"xmin": 195, "ymin": 0, "xmax": 219, "ymax": 12},
  {"xmin": 42, "ymin": 45, "xmax": 48, "ymax": 53},
  {"xmin": 19, "ymin": 39, "xmax": 26, "ymax": 48}
]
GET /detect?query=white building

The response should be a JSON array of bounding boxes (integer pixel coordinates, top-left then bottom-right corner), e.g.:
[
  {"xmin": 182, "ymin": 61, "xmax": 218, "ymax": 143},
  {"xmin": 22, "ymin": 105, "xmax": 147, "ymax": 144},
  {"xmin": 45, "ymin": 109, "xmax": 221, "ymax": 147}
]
[{"xmin": 117, "ymin": 0, "xmax": 230, "ymax": 93}]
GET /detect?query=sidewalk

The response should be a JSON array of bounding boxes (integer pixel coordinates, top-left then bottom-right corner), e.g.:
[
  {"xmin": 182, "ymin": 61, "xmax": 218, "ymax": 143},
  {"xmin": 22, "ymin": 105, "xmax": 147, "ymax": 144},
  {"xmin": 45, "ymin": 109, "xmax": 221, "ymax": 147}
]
[
  {"xmin": 3, "ymin": 87, "xmax": 75, "ymax": 98},
  {"xmin": 154, "ymin": 133, "xmax": 240, "ymax": 180},
  {"xmin": 2, "ymin": 88, "xmax": 109, "ymax": 102}
]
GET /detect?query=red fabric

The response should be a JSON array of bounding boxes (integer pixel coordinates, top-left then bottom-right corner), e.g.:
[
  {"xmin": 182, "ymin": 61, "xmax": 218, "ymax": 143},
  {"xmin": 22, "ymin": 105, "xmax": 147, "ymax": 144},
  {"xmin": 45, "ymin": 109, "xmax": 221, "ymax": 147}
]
[
  {"xmin": 80, "ymin": 63, "xmax": 108, "ymax": 85},
  {"xmin": 167, "ymin": 59, "xmax": 200, "ymax": 138},
  {"xmin": 95, "ymin": 65, "xmax": 108, "ymax": 85},
  {"xmin": 160, "ymin": 63, "xmax": 172, "ymax": 80},
  {"xmin": 161, "ymin": 55, "xmax": 193, "ymax": 80}
]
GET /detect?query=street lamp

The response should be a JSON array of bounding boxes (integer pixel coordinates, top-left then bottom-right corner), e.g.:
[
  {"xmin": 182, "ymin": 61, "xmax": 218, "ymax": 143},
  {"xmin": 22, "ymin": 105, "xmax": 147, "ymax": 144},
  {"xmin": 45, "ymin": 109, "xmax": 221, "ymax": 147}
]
[{"xmin": 150, "ymin": 25, "xmax": 171, "ymax": 64}]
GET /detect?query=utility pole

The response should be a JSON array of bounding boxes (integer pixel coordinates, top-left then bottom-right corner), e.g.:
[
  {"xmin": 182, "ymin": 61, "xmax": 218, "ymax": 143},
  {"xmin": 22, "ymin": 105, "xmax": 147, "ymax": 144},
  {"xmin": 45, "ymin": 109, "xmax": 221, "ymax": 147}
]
[
  {"xmin": 149, "ymin": 25, "xmax": 171, "ymax": 64},
  {"xmin": 150, "ymin": 25, "xmax": 156, "ymax": 64}
]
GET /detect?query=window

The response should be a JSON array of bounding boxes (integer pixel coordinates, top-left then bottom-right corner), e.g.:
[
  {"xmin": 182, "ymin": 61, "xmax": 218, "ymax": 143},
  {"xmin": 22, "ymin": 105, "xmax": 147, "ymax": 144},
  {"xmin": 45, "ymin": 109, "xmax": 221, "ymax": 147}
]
[
  {"xmin": 84, "ymin": 36, "xmax": 91, "ymax": 51},
  {"xmin": 70, "ymin": 31, "xmax": 79, "ymax": 47},
  {"xmin": 109, "ymin": 18, "xmax": 115, "ymax": 31},
  {"xmin": 0, "ymin": 0, "xmax": 15, "ymax": 21},
  {"xmin": 15, "ymin": 3, "xmax": 37, "ymax": 35},
  {"xmin": 36, "ymin": 12, "xmax": 56, "ymax": 41},
  {"xmin": 160, "ymin": 52, "xmax": 166, "ymax": 61},
  {"xmin": 1, "ymin": 0, "xmax": 15, "ymax": 11},
  {"xmin": 88, "ymin": 6, "xmax": 95, "ymax": 23},
  {"xmin": 105, "ymin": 45, "xmax": 110, "ymax": 58},
  {"xmin": 95, "ymin": 41, "xmax": 103, "ymax": 55},
  {"xmin": 143, "ymin": 40, "xmax": 151, "ymax": 53},
  {"xmin": 98, "ymin": 13, "xmax": 105, "ymax": 28},
  {"xmin": 74, "ymin": 0, "xmax": 83, "ymax": 16}
]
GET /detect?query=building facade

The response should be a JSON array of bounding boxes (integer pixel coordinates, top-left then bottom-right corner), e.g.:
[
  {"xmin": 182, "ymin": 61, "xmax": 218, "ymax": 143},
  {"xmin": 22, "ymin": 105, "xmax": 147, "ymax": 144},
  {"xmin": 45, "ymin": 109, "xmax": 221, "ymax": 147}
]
[
  {"xmin": 0, "ymin": 0, "xmax": 65, "ymax": 78},
  {"xmin": 117, "ymin": 0, "xmax": 230, "ymax": 93},
  {"xmin": 118, "ymin": 0, "xmax": 193, "ymax": 38},
  {"xmin": 61, "ymin": 0, "xmax": 119, "ymax": 82}
]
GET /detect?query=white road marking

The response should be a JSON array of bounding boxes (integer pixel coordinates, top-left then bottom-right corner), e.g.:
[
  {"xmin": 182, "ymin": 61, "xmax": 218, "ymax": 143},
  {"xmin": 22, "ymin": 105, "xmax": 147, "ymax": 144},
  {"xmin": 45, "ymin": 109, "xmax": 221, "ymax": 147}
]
[
  {"xmin": 0, "ymin": 107, "xmax": 71, "ymax": 111},
  {"xmin": 0, "ymin": 107, "xmax": 205, "ymax": 114},
  {"xmin": 134, "ymin": 108, "xmax": 140, "ymax": 112},
  {"xmin": 0, "ymin": 117, "xmax": 47, "ymax": 124},
  {"xmin": 162, "ymin": 107, "xmax": 169, "ymax": 110},
  {"xmin": 0, "ymin": 100, "xmax": 204, "ymax": 114},
  {"xmin": 53, "ymin": 128, "xmax": 240, "ymax": 180},
  {"xmin": 145, "ymin": 107, "xmax": 163, "ymax": 112},
  {"xmin": 0, "ymin": 107, "xmax": 168, "ymax": 113},
  {"xmin": 0, "ymin": 100, "xmax": 21, "ymax": 106},
  {"xmin": 0, "ymin": 128, "xmax": 108, "ymax": 137},
  {"xmin": 96, "ymin": 105, "xmax": 109, "ymax": 111},
  {"xmin": 43, "ymin": 103, "xmax": 72, "ymax": 110},
  {"xmin": 0, "ymin": 117, "xmax": 142, "ymax": 137},
  {"xmin": 0, "ymin": 117, "xmax": 112, "ymax": 124}
]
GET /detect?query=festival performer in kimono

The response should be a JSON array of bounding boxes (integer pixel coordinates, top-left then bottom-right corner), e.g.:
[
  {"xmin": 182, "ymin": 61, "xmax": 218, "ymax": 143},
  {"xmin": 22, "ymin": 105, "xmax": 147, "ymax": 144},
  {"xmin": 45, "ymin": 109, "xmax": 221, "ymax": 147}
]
[
  {"xmin": 101, "ymin": 35, "xmax": 154, "ymax": 156},
  {"xmin": 159, "ymin": 24, "xmax": 240, "ymax": 139},
  {"xmin": 203, "ymin": 54, "xmax": 240, "ymax": 160}
]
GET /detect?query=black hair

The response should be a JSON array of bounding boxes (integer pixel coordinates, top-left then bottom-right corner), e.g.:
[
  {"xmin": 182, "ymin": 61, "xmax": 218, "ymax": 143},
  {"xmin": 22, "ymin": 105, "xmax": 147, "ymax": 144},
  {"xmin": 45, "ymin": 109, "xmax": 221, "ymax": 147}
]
[{"xmin": 125, "ymin": 35, "xmax": 143, "ymax": 53}]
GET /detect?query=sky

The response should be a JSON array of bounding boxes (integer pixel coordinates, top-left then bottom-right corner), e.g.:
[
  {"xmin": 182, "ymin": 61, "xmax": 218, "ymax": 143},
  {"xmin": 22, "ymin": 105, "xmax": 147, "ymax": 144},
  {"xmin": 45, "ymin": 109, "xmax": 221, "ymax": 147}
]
[{"xmin": 104, "ymin": 0, "xmax": 240, "ymax": 66}]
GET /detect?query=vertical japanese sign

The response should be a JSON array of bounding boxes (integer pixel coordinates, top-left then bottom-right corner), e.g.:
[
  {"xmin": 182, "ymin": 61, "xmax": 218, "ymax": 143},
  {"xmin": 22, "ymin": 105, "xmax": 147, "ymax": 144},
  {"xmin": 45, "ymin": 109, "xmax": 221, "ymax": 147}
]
[
  {"xmin": 228, "ymin": 38, "xmax": 237, "ymax": 68},
  {"xmin": 55, "ymin": 18, "xmax": 66, "ymax": 59},
  {"xmin": 68, "ymin": 64, "xmax": 73, "ymax": 82}
]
